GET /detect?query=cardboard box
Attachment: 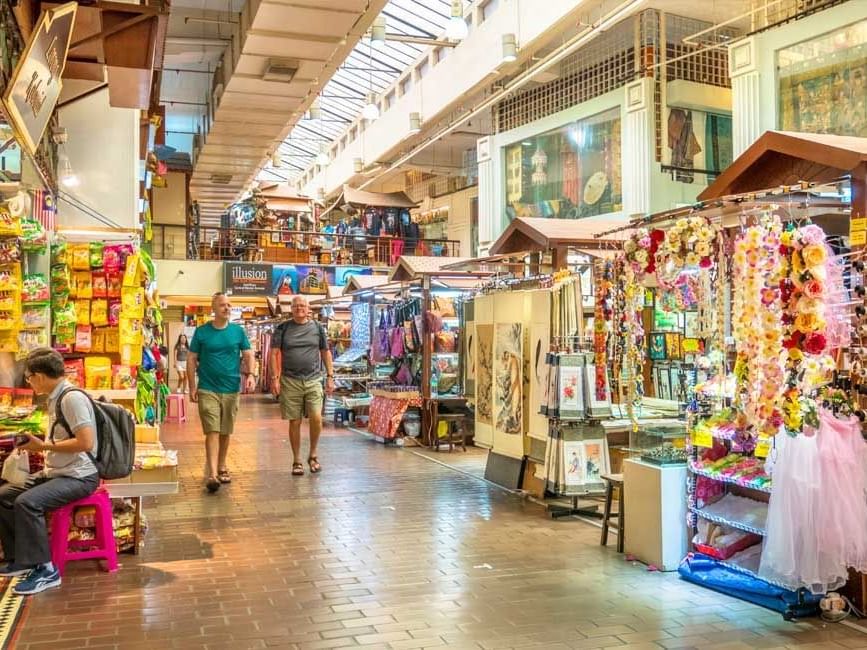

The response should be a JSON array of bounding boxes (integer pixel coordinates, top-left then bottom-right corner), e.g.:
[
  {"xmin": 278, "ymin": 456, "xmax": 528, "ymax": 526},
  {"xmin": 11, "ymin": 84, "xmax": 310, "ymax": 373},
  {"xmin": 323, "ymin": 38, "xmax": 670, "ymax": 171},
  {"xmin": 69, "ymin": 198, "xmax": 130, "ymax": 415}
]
[
  {"xmin": 131, "ymin": 466, "xmax": 178, "ymax": 484},
  {"xmin": 135, "ymin": 424, "xmax": 159, "ymax": 444},
  {"xmin": 104, "ymin": 476, "xmax": 131, "ymax": 484}
]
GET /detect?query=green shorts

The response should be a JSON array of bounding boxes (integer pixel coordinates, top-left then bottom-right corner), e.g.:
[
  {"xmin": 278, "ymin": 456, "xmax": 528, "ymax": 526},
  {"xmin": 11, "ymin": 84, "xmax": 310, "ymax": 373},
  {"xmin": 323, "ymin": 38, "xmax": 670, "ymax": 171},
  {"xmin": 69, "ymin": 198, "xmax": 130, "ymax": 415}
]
[
  {"xmin": 197, "ymin": 390, "xmax": 240, "ymax": 435},
  {"xmin": 280, "ymin": 376, "xmax": 324, "ymax": 420}
]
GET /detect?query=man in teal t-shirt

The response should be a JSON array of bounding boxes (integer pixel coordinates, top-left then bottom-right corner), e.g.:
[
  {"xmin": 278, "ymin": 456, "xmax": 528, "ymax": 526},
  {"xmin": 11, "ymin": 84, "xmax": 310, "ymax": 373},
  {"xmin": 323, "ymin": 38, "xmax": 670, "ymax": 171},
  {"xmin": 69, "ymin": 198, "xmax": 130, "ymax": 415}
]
[{"xmin": 188, "ymin": 293, "xmax": 255, "ymax": 493}]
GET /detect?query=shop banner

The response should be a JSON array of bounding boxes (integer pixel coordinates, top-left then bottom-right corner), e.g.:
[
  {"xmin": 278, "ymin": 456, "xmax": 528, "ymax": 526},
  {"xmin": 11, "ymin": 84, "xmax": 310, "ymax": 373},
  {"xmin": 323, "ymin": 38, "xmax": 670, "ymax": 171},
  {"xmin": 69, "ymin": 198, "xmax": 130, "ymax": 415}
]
[
  {"xmin": 272, "ymin": 264, "xmax": 375, "ymax": 295},
  {"xmin": 224, "ymin": 262, "xmax": 273, "ymax": 296},
  {"xmin": 2, "ymin": 2, "xmax": 77, "ymax": 154}
]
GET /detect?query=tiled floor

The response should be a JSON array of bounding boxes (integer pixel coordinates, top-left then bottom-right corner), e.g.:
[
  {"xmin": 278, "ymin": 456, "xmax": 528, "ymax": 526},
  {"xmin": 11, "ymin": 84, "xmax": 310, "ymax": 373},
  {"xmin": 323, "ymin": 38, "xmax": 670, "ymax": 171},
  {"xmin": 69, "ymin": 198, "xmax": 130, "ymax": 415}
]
[{"xmin": 12, "ymin": 395, "xmax": 867, "ymax": 649}]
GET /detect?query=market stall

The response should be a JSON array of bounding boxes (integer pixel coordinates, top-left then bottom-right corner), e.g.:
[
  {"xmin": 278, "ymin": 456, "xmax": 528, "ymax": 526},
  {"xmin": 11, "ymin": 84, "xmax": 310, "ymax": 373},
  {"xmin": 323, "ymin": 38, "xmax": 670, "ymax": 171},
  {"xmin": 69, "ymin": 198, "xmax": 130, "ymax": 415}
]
[{"xmin": 593, "ymin": 130, "xmax": 867, "ymax": 617}]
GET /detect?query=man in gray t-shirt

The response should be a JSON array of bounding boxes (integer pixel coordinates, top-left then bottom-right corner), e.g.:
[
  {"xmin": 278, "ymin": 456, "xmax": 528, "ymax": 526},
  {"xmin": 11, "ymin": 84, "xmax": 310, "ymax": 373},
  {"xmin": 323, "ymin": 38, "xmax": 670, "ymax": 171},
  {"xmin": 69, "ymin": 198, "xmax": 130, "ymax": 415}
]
[
  {"xmin": 269, "ymin": 296, "xmax": 334, "ymax": 476},
  {"xmin": 0, "ymin": 348, "xmax": 100, "ymax": 596}
]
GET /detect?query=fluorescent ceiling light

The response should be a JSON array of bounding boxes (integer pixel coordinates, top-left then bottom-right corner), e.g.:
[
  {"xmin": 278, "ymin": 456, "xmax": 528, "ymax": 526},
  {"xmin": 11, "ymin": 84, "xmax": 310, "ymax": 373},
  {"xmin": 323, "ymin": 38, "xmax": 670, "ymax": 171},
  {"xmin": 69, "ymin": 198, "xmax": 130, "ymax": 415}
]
[
  {"xmin": 371, "ymin": 16, "xmax": 386, "ymax": 49},
  {"xmin": 502, "ymin": 34, "xmax": 518, "ymax": 62}
]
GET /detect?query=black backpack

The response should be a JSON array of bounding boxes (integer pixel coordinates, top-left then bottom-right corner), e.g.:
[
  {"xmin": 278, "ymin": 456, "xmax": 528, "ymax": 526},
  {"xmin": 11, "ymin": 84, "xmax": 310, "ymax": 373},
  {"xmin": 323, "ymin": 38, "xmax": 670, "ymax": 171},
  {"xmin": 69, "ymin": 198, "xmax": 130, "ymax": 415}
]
[{"xmin": 53, "ymin": 388, "xmax": 136, "ymax": 480}]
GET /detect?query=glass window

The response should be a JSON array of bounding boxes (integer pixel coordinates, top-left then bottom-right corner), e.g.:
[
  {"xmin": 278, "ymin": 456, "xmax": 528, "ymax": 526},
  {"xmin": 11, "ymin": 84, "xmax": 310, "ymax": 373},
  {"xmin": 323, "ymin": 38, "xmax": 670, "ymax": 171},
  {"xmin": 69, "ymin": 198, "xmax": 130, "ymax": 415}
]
[
  {"xmin": 777, "ymin": 21, "xmax": 867, "ymax": 136},
  {"xmin": 503, "ymin": 107, "xmax": 623, "ymax": 220},
  {"xmin": 481, "ymin": 0, "xmax": 499, "ymax": 23},
  {"xmin": 663, "ymin": 108, "xmax": 732, "ymax": 184}
]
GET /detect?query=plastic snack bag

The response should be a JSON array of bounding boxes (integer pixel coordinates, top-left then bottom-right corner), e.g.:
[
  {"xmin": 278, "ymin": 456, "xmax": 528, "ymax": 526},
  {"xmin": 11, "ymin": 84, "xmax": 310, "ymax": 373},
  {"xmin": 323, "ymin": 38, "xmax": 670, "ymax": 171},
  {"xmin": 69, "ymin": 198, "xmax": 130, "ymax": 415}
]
[
  {"xmin": 52, "ymin": 303, "xmax": 77, "ymax": 334},
  {"xmin": 0, "ymin": 206, "xmax": 21, "ymax": 237},
  {"xmin": 71, "ymin": 244, "xmax": 90, "ymax": 270},
  {"xmin": 75, "ymin": 300, "xmax": 91, "ymax": 325},
  {"xmin": 112, "ymin": 365, "xmax": 136, "ymax": 390},
  {"xmin": 51, "ymin": 264, "xmax": 70, "ymax": 294},
  {"xmin": 75, "ymin": 325, "xmax": 92, "ymax": 353},
  {"xmin": 51, "ymin": 241, "xmax": 68, "ymax": 265},
  {"xmin": 21, "ymin": 305, "xmax": 48, "ymax": 330},
  {"xmin": 122, "ymin": 253, "xmax": 141, "ymax": 287},
  {"xmin": 73, "ymin": 271, "xmax": 92, "ymax": 299},
  {"xmin": 92, "ymin": 272, "xmax": 107, "ymax": 298},
  {"xmin": 108, "ymin": 299, "xmax": 121, "ymax": 326},
  {"xmin": 90, "ymin": 299, "xmax": 108, "ymax": 327},
  {"xmin": 0, "ymin": 312, "xmax": 17, "ymax": 330},
  {"xmin": 120, "ymin": 343, "xmax": 142, "ymax": 367},
  {"xmin": 104, "ymin": 329, "xmax": 119, "ymax": 353},
  {"xmin": 119, "ymin": 317, "xmax": 142, "ymax": 345},
  {"xmin": 89, "ymin": 242, "xmax": 104, "ymax": 269},
  {"xmin": 0, "ymin": 292, "xmax": 19, "ymax": 312},
  {"xmin": 102, "ymin": 245, "xmax": 122, "ymax": 271},
  {"xmin": 0, "ymin": 264, "xmax": 20, "ymax": 291},
  {"xmin": 51, "ymin": 291, "xmax": 69, "ymax": 310},
  {"xmin": 22, "ymin": 274, "xmax": 49, "ymax": 304},
  {"xmin": 0, "ymin": 239, "xmax": 20, "ymax": 263},
  {"xmin": 20, "ymin": 219, "xmax": 47, "ymax": 254},
  {"xmin": 106, "ymin": 271, "xmax": 122, "ymax": 298},
  {"xmin": 120, "ymin": 286, "xmax": 144, "ymax": 318},
  {"xmin": 84, "ymin": 356, "xmax": 112, "ymax": 390},
  {"xmin": 91, "ymin": 327, "xmax": 106, "ymax": 353}
]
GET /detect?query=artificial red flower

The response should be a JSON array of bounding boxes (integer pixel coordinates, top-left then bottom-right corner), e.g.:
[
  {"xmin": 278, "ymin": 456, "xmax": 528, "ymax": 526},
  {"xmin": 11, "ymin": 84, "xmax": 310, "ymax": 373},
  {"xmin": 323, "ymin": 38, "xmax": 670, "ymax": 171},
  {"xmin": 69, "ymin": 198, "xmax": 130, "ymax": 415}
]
[
  {"xmin": 782, "ymin": 331, "xmax": 804, "ymax": 349},
  {"xmin": 650, "ymin": 229, "xmax": 665, "ymax": 243},
  {"xmin": 699, "ymin": 256, "xmax": 713, "ymax": 269},
  {"xmin": 803, "ymin": 279, "xmax": 824, "ymax": 299},
  {"xmin": 803, "ymin": 332, "xmax": 827, "ymax": 355},
  {"xmin": 779, "ymin": 245, "xmax": 789, "ymax": 255}
]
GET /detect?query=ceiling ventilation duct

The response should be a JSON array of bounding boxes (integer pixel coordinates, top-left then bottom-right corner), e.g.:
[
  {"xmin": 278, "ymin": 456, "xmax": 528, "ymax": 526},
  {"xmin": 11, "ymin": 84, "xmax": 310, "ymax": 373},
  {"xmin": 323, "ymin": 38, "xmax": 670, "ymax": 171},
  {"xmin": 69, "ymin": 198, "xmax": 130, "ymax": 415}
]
[{"xmin": 262, "ymin": 59, "xmax": 299, "ymax": 83}]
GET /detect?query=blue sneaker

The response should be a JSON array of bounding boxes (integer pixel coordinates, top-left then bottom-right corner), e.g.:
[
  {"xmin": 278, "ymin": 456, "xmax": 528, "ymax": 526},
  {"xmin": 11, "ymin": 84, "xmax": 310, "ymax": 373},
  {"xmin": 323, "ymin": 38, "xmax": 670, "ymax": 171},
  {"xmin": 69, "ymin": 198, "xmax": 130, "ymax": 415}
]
[
  {"xmin": 0, "ymin": 562, "xmax": 30, "ymax": 577},
  {"xmin": 13, "ymin": 565, "xmax": 61, "ymax": 595}
]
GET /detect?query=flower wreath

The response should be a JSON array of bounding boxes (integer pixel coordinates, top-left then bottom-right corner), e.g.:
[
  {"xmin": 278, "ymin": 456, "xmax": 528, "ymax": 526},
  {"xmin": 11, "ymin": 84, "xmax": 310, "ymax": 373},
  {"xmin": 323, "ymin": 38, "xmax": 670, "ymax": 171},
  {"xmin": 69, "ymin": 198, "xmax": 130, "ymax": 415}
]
[{"xmin": 654, "ymin": 217, "xmax": 717, "ymax": 289}]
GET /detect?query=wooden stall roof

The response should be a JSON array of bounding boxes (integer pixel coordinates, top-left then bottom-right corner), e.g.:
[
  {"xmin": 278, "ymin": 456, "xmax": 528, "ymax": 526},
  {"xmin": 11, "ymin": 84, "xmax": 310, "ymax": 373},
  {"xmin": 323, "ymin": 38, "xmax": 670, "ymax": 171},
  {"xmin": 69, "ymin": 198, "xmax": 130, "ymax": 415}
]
[
  {"xmin": 389, "ymin": 256, "xmax": 472, "ymax": 281},
  {"xmin": 343, "ymin": 185, "xmax": 418, "ymax": 208},
  {"xmin": 489, "ymin": 215, "xmax": 630, "ymax": 255},
  {"xmin": 699, "ymin": 131, "xmax": 867, "ymax": 200},
  {"xmin": 257, "ymin": 184, "xmax": 312, "ymax": 212},
  {"xmin": 342, "ymin": 274, "xmax": 391, "ymax": 295}
]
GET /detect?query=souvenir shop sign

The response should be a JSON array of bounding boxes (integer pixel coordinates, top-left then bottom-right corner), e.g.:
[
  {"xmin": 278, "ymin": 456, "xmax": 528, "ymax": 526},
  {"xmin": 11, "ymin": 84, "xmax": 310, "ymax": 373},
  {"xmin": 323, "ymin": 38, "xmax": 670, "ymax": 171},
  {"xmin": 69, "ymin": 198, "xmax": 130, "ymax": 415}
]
[
  {"xmin": 224, "ymin": 262, "xmax": 273, "ymax": 296},
  {"xmin": 2, "ymin": 2, "xmax": 77, "ymax": 155}
]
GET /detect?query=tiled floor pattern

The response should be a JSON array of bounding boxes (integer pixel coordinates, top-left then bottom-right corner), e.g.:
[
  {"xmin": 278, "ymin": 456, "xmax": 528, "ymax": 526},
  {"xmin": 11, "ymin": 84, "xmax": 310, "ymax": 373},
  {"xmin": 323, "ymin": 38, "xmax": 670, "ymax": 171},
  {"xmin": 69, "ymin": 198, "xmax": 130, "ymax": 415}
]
[{"xmin": 12, "ymin": 395, "xmax": 867, "ymax": 649}]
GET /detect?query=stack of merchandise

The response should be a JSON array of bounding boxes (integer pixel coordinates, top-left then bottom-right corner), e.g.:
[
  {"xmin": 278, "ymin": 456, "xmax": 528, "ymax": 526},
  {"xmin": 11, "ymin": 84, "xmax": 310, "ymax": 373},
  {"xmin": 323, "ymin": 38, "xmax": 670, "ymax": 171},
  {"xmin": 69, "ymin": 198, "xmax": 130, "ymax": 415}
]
[
  {"xmin": 0, "ymin": 194, "xmax": 50, "ymax": 357},
  {"xmin": 57, "ymin": 499, "xmax": 148, "ymax": 554},
  {"xmin": 0, "ymin": 390, "xmax": 45, "ymax": 475}
]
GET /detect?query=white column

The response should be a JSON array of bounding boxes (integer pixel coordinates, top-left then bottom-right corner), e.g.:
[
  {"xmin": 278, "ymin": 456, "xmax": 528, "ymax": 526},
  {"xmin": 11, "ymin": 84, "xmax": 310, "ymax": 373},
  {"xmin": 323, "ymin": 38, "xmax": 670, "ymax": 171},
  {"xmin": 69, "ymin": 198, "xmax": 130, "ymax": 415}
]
[
  {"xmin": 729, "ymin": 37, "xmax": 763, "ymax": 158},
  {"xmin": 476, "ymin": 135, "xmax": 496, "ymax": 251},
  {"xmin": 622, "ymin": 78, "xmax": 653, "ymax": 217}
]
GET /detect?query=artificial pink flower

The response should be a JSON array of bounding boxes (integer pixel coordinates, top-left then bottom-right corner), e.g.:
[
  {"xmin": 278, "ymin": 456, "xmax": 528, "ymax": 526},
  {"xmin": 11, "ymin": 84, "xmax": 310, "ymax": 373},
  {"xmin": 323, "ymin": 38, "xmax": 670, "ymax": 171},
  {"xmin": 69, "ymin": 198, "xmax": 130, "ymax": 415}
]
[
  {"xmin": 699, "ymin": 256, "xmax": 713, "ymax": 269},
  {"xmin": 761, "ymin": 287, "xmax": 778, "ymax": 306},
  {"xmin": 799, "ymin": 224, "xmax": 826, "ymax": 246}
]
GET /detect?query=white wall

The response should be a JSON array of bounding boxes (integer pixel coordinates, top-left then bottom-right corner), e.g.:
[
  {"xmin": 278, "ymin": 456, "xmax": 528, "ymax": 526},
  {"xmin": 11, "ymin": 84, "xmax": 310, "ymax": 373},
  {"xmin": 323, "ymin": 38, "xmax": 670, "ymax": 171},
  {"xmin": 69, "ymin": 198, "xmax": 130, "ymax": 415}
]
[
  {"xmin": 57, "ymin": 88, "xmax": 140, "ymax": 229},
  {"xmin": 156, "ymin": 259, "xmax": 223, "ymax": 296},
  {"xmin": 152, "ymin": 171, "xmax": 188, "ymax": 225}
]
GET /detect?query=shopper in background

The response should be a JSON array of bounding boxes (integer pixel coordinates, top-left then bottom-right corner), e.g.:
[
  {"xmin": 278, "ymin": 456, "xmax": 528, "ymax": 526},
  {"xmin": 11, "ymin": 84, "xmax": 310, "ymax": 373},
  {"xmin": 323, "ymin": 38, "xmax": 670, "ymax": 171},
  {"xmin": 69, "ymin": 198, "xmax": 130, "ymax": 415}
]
[
  {"xmin": 270, "ymin": 295, "xmax": 334, "ymax": 476},
  {"xmin": 174, "ymin": 333, "xmax": 190, "ymax": 394},
  {"xmin": 0, "ymin": 348, "xmax": 99, "ymax": 595},
  {"xmin": 188, "ymin": 293, "xmax": 255, "ymax": 493}
]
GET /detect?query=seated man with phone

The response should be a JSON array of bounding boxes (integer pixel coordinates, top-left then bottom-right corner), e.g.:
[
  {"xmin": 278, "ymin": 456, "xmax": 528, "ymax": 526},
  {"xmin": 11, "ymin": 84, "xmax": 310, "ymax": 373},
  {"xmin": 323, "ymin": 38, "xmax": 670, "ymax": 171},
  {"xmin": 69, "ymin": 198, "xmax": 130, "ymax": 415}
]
[{"xmin": 0, "ymin": 348, "xmax": 99, "ymax": 595}]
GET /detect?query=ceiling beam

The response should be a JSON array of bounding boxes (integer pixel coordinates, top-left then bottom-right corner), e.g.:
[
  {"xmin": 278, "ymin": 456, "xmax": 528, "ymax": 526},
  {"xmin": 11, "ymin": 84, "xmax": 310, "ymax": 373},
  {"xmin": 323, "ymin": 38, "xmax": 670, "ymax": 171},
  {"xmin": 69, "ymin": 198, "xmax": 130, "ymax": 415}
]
[
  {"xmin": 257, "ymin": 0, "xmax": 361, "ymax": 14},
  {"xmin": 245, "ymin": 29, "xmax": 343, "ymax": 45}
]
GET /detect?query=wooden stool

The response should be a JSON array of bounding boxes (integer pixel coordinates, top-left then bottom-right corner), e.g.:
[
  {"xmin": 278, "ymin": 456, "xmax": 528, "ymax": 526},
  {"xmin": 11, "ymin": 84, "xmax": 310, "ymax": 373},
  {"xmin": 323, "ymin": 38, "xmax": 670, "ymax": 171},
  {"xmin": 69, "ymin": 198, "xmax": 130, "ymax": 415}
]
[
  {"xmin": 433, "ymin": 413, "xmax": 466, "ymax": 452},
  {"xmin": 600, "ymin": 473, "xmax": 624, "ymax": 553}
]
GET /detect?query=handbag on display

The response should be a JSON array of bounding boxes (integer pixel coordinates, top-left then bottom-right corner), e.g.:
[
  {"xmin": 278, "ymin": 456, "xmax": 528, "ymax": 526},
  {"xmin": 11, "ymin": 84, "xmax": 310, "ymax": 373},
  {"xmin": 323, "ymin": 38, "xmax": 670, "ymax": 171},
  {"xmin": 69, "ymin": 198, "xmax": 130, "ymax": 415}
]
[
  {"xmin": 394, "ymin": 361, "xmax": 413, "ymax": 385},
  {"xmin": 390, "ymin": 327, "xmax": 404, "ymax": 358}
]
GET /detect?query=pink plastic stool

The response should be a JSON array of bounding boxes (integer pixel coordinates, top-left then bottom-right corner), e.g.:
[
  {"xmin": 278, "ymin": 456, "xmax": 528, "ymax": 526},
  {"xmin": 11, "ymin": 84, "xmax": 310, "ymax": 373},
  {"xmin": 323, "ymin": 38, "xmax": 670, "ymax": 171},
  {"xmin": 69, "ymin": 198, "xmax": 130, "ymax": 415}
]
[
  {"xmin": 166, "ymin": 393, "xmax": 187, "ymax": 423},
  {"xmin": 50, "ymin": 487, "xmax": 118, "ymax": 576}
]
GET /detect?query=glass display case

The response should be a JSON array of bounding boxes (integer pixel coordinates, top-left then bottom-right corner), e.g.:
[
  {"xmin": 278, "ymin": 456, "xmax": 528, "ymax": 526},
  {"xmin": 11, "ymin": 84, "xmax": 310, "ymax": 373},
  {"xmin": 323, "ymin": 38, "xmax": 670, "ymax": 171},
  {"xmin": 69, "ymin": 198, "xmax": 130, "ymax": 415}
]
[{"xmin": 629, "ymin": 423, "xmax": 688, "ymax": 466}]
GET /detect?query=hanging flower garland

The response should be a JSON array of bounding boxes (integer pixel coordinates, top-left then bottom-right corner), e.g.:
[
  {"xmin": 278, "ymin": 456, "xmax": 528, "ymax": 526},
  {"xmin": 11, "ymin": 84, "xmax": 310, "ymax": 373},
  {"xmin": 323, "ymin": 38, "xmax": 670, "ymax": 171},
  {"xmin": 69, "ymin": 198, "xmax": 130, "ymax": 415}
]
[
  {"xmin": 654, "ymin": 217, "xmax": 717, "ymax": 289},
  {"xmin": 593, "ymin": 260, "xmax": 614, "ymax": 401},
  {"xmin": 732, "ymin": 215, "xmax": 785, "ymax": 435},
  {"xmin": 779, "ymin": 223, "xmax": 836, "ymax": 434},
  {"xmin": 612, "ymin": 255, "xmax": 646, "ymax": 426}
]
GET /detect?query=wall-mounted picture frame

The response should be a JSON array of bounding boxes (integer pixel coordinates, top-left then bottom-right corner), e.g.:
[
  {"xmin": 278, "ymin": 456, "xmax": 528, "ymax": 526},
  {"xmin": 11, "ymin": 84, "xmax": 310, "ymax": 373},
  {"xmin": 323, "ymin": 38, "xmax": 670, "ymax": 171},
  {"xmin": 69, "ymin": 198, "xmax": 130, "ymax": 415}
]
[{"xmin": 648, "ymin": 332, "xmax": 667, "ymax": 360}]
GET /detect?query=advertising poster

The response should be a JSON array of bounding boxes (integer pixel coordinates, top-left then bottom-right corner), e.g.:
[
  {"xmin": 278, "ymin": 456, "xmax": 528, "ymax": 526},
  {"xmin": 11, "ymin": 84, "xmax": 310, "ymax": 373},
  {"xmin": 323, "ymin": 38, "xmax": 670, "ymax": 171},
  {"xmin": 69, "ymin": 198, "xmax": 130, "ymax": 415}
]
[{"xmin": 272, "ymin": 264, "xmax": 371, "ymax": 295}]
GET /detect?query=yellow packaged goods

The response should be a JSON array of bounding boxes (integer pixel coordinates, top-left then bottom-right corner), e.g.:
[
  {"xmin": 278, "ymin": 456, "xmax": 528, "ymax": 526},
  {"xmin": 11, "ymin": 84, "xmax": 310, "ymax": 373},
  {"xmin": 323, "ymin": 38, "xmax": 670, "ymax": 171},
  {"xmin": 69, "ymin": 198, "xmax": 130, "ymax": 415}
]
[
  {"xmin": 0, "ymin": 263, "xmax": 20, "ymax": 291},
  {"xmin": 120, "ymin": 343, "xmax": 142, "ymax": 367},
  {"xmin": 90, "ymin": 299, "xmax": 108, "ymax": 327},
  {"xmin": 104, "ymin": 329, "xmax": 119, "ymax": 353},
  {"xmin": 112, "ymin": 364, "xmax": 135, "ymax": 389},
  {"xmin": 0, "ymin": 330, "xmax": 18, "ymax": 352},
  {"xmin": 134, "ymin": 424, "xmax": 159, "ymax": 444},
  {"xmin": 84, "ymin": 356, "xmax": 112, "ymax": 390},
  {"xmin": 119, "ymin": 317, "xmax": 142, "ymax": 345},
  {"xmin": 122, "ymin": 253, "xmax": 141, "ymax": 287},
  {"xmin": 0, "ymin": 206, "xmax": 21, "ymax": 236},
  {"xmin": 91, "ymin": 327, "xmax": 106, "ymax": 353},
  {"xmin": 75, "ymin": 300, "xmax": 91, "ymax": 325},
  {"xmin": 120, "ymin": 287, "xmax": 144, "ymax": 318},
  {"xmin": 73, "ymin": 271, "xmax": 92, "ymax": 299},
  {"xmin": 71, "ymin": 244, "xmax": 90, "ymax": 270}
]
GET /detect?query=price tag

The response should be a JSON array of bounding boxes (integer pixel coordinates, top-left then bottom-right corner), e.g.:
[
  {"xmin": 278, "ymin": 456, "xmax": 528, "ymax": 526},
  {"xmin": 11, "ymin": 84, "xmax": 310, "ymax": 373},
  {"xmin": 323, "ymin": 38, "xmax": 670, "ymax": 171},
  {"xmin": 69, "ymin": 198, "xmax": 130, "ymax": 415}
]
[
  {"xmin": 673, "ymin": 437, "xmax": 686, "ymax": 449},
  {"xmin": 851, "ymin": 217, "xmax": 867, "ymax": 234},
  {"xmin": 852, "ymin": 230, "xmax": 867, "ymax": 246},
  {"xmin": 692, "ymin": 428, "xmax": 713, "ymax": 448},
  {"xmin": 754, "ymin": 435, "xmax": 771, "ymax": 459}
]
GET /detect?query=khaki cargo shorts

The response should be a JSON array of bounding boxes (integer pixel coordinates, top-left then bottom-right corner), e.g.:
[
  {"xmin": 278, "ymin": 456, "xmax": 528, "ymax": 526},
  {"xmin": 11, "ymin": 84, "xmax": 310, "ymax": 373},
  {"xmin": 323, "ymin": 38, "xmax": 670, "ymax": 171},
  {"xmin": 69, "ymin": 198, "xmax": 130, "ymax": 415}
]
[
  {"xmin": 280, "ymin": 376, "xmax": 324, "ymax": 420},
  {"xmin": 197, "ymin": 390, "xmax": 240, "ymax": 435}
]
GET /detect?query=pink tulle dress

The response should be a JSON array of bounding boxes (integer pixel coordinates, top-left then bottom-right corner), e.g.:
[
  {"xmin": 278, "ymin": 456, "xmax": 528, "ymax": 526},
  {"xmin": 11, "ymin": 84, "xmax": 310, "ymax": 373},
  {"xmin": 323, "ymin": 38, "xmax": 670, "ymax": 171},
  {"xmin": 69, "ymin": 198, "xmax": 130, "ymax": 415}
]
[{"xmin": 759, "ymin": 409, "xmax": 867, "ymax": 594}]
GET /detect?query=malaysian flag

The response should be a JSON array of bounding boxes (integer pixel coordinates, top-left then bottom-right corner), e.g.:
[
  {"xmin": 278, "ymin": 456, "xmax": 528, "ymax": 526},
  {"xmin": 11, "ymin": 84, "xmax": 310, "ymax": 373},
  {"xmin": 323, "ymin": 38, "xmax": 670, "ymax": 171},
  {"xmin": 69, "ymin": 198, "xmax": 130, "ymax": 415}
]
[{"xmin": 32, "ymin": 189, "xmax": 55, "ymax": 231}]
